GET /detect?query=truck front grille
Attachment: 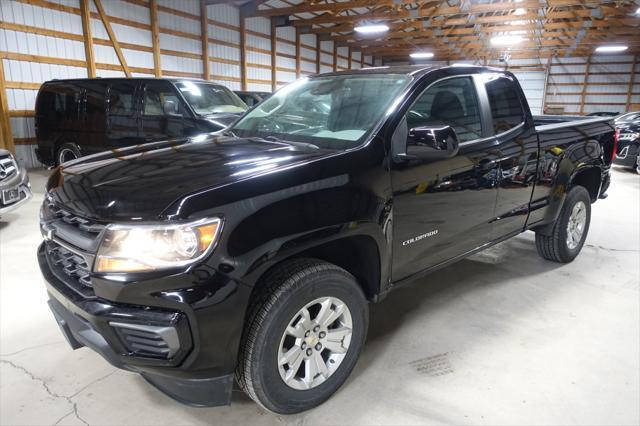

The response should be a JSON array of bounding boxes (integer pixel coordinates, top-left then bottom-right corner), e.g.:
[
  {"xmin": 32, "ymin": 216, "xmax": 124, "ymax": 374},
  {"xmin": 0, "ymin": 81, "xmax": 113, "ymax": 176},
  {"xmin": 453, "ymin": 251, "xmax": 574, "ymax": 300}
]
[
  {"xmin": 0, "ymin": 155, "xmax": 17, "ymax": 182},
  {"xmin": 46, "ymin": 242, "xmax": 95, "ymax": 297}
]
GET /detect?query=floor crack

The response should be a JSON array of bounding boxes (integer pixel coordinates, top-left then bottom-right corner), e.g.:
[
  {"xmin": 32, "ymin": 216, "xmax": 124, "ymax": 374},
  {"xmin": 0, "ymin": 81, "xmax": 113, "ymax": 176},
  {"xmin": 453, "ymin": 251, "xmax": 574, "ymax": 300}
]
[
  {"xmin": 0, "ymin": 359, "xmax": 112, "ymax": 425},
  {"xmin": 585, "ymin": 244, "xmax": 640, "ymax": 253}
]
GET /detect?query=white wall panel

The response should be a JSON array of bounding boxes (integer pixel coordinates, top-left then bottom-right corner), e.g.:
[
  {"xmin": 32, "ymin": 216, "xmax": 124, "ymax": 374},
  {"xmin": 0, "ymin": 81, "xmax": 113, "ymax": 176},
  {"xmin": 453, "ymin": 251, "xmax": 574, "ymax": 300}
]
[
  {"xmin": 247, "ymin": 51, "xmax": 270, "ymax": 66},
  {"xmin": 96, "ymin": 0, "xmax": 149, "ymax": 24},
  {"xmin": 158, "ymin": 11, "xmax": 199, "ymax": 35},
  {"xmin": 247, "ymin": 34, "xmax": 270, "ymax": 52},
  {"xmin": 276, "ymin": 41, "xmax": 295, "ymax": 56},
  {"xmin": 320, "ymin": 65, "xmax": 333, "ymax": 73},
  {"xmin": 247, "ymin": 67, "xmax": 270, "ymax": 81},
  {"xmin": 212, "ymin": 79, "xmax": 240, "ymax": 90},
  {"xmin": 159, "ymin": 0, "xmax": 199, "ymax": 16},
  {"xmin": 211, "ymin": 44, "xmax": 240, "ymax": 61},
  {"xmin": 0, "ymin": 2, "xmax": 83, "ymax": 34},
  {"xmin": 276, "ymin": 56, "xmax": 295, "ymax": 70},
  {"xmin": 212, "ymin": 62, "xmax": 240, "ymax": 79},
  {"xmin": 512, "ymin": 71, "xmax": 546, "ymax": 115},
  {"xmin": 276, "ymin": 70, "xmax": 296, "ymax": 83},
  {"xmin": 246, "ymin": 17, "xmax": 269, "ymax": 35},
  {"xmin": 209, "ymin": 23, "xmax": 240, "ymax": 44},
  {"xmin": 161, "ymin": 54, "xmax": 202, "ymax": 74},
  {"xmin": 0, "ymin": 30, "xmax": 85, "ymax": 60},
  {"xmin": 159, "ymin": 33, "xmax": 200, "ymax": 54},
  {"xmin": 208, "ymin": 4, "xmax": 239, "ymax": 25},
  {"xmin": 301, "ymin": 61, "xmax": 316, "ymax": 74}
]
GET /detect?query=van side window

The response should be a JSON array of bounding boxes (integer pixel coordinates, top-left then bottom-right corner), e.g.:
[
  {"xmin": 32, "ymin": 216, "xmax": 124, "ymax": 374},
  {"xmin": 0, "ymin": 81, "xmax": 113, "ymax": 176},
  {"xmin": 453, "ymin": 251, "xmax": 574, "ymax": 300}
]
[
  {"xmin": 143, "ymin": 82, "xmax": 182, "ymax": 116},
  {"xmin": 108, "ymin": 82, "xmax": 137, "ymax": 116},
  {"xmin": 484, "ymin": 75, "xmax": 525, "ymax": 134},
  {"xmin": 49, "ymin": 84, "xmax": 79, "ymax": 120},
  {"xmin": 83, "ymin": 83, "xmax": 106, "ymax": 124},
  {"xmin": 407, "ymin": 76, "xmax": 482, "ymax": 143}
]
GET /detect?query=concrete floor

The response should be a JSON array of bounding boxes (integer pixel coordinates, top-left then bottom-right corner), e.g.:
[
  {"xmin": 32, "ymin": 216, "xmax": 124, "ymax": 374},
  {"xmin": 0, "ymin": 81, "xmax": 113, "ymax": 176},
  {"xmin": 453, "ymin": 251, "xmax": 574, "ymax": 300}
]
[{"xmin": 0, "ymin": 167, "xmax": 638, "ymax": 426}]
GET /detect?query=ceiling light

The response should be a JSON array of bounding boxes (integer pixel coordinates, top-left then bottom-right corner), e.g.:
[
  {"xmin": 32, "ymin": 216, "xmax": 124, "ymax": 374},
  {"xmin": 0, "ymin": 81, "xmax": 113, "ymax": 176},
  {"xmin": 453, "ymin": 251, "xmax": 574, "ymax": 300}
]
[
  {"xmin": 595, "ymin": 45, "xmax": 628, "ymax": 53},
  {"xmin": 636, "ymin": 7, "xmax": 640, "ymax": 14},
  {"xmin": 513, "ymin": 8, "xmax": 526, "ymax": 15},
  {"xmin": 354, "ymin": 24, "xmax": 389, "ymax": 34},
  {"xmin": 508, "ymin": 20, "xmax": 528, "ymax": 26},
  {"xmin": 490, "ymin": 35, "xmax": 524, "ymax": 46},
  {"xmin": 410, "ymin": 52, "xmax": 434, "ymax": 59}
]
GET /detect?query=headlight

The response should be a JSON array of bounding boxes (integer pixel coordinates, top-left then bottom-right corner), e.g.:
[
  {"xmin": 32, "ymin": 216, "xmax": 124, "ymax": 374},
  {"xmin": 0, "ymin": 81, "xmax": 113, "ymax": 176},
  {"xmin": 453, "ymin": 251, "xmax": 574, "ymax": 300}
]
[{"xmin": 95, "ymin": 218, "xmax": 221, "ymax": 273}]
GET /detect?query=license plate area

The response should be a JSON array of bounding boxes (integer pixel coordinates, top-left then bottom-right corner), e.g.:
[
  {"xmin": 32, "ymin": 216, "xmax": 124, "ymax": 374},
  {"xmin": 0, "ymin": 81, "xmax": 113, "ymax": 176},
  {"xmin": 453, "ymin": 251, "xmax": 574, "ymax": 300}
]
[{"xmin": 2, "ymin": 187, "xmax": 20, "ymax": 204}]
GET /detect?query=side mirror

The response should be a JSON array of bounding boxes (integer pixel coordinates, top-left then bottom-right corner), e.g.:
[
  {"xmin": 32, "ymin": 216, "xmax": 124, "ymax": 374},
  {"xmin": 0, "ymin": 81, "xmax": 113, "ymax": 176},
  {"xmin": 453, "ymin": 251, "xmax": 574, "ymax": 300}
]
[
  {"xmin": 403, "ymin": 123, "xmax": 459, "ymax": 160},
  {"xmin": 163, "ymin": 100, "xmax": 180, "ymax": 116}
]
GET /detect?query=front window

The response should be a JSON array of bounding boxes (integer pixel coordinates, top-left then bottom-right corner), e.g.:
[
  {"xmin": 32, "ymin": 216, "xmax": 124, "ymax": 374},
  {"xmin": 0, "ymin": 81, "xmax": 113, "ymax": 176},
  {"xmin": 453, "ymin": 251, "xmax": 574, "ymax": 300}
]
[
  {"xmin": 176, "ymin": 81, "xmax": 247, "ymax": 115},
  {"xmin": 231, "ymin": 75, "xmax": 411, "ymax": 150},
  {"xmin": 616, "ymin": 112, "xmax": 640, "ymax": 122}
]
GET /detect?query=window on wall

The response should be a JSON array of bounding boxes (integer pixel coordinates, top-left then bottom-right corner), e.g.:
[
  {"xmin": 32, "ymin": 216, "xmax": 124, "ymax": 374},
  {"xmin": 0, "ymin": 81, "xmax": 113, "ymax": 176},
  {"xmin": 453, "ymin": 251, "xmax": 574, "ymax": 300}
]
[
  {"xmin": 484, "ymin": 75, "xmax": 525, "ymax": 134},
  {"xmin": 407, "ymin": 76, "xmax": 483, "ymax": 143}
]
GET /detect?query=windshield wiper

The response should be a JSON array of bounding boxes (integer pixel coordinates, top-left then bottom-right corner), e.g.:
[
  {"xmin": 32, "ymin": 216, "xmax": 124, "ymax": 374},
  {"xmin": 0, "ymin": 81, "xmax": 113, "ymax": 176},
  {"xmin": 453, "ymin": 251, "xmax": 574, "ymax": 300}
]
[{"xmin": 263, "ymin": 135, "xmax": 320, "ymax": 150}]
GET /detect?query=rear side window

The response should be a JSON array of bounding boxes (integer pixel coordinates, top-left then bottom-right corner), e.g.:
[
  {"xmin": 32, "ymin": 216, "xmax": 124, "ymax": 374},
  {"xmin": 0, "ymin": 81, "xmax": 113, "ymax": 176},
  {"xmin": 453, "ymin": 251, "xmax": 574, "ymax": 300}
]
[
  {"xmin": 484, "ymin": 75, "xmax": 524, "ymax": 134},
  {"xmin": 82, "ymin": 82, "xmax": 106, "ymax": 123},
  {"xmin": 108, "ymin": 82, "xmax": 137, "ymax": 116}
]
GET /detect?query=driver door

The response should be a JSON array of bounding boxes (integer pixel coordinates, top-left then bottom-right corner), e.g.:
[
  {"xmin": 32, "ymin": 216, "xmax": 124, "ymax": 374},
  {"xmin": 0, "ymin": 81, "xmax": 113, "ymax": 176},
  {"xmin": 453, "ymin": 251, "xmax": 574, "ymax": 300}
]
[
  {"xmin": 391, "ymin": 75, "xmax": 500, "ymax": 281},
  {"xmin": 140, "ymin": 81, "xmax": 188, "ymax": 143}
]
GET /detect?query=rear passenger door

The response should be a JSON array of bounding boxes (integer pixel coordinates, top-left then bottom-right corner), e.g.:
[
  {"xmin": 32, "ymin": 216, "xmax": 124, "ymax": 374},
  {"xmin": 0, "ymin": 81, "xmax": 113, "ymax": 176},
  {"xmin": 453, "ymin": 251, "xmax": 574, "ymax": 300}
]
[
  {"xmin": 77, "ymin": 81, "xmax": 107, "ymax": 154},
  {"xmin": 107, "ymin": 80, "xmax": 142, "ymax": 148},
  {"xmin": 140, "ymin": 81, "xmax": 189, "ymax": 142},
  {"xmin": 479, "ymin": 74, "xmax": 539, "ymax": 239}
]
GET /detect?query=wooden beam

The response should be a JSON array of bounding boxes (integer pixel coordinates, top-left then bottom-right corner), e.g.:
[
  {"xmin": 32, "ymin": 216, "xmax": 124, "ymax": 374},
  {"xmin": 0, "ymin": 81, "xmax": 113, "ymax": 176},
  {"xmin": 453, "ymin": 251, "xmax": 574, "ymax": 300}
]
[
  {"xmin": 316, "ymin": 34, "xmax": 321, "ymax": 74},
  {"xmin": 579, "ymin": 55, "xmax": 592, "ymax": 114},
  {"xmin": 94, "ymin": 0, "xmax": 131, "ymax": 77},
  {"xmin": 295, "ymin": 27, "xmax": 301, "ymax": 78},
  {"xmin": 150, "ymin": 0, "xmax": 161, "ymax": 77},
  {"xmin": 0, "ymin": 58, "xmax": 15, "ymax": 154},
  {"xmin": 626, "ymin": 54, "xmax": 638, "ymax": 111},
  {"xmin": 200, "ymin": 0, "xmax": 210, "ymax": 80},
  {"xmin": 332, "ymin": 42, "xmax": 337, "ymax": 72},
  {"xmin": 270, "ymin": 18, "xmax": 277, "ymax": 91},
  {"xmin": 240, "ymin": 12, "xmax": 247, "ymax": 90},
  {"xmin": 79, "ymin": 0, "xmax": 96, "ymax": 78}
]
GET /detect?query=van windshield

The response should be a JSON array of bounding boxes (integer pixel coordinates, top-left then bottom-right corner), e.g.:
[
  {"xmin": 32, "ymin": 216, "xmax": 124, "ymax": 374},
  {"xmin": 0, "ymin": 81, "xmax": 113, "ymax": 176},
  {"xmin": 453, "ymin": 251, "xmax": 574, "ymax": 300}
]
[
  {"xmin": 176, "ymin": 81, "xmax": 247, "ymax": 115},
  {"xmin": 230, "ymin": 74, "xmax": 412, "ymax": 150}
]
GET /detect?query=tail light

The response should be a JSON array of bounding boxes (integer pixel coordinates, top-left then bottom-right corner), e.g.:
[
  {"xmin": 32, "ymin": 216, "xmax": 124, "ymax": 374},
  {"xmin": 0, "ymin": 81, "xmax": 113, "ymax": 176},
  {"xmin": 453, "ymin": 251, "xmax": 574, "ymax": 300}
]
[{"xmin": 612, "ymin": 128, "xmax": 619, "ymax": 163}]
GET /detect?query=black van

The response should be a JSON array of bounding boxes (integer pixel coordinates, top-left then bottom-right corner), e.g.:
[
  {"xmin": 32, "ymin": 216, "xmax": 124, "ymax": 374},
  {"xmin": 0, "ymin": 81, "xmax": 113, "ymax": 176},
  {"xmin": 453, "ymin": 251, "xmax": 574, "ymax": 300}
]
[{"xmin": 35, "ymin": 78, "xmax": 248, "ymax": 166}]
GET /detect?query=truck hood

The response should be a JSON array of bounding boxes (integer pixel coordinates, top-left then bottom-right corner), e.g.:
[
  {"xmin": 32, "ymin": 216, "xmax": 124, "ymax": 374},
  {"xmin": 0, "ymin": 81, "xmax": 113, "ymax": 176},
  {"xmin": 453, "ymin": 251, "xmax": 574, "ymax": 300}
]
[
  {"xmin": 203, "ymin": 112, "xmax": 242, "ymax": 129},
  {"xmin": 46, "ymin": 136, "xmax": 335, "ymax": 221}
]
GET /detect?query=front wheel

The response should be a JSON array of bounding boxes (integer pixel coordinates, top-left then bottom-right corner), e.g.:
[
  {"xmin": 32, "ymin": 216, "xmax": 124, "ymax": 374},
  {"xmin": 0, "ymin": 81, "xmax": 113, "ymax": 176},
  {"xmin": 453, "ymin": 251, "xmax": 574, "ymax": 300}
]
[
  {"xmin": 236, "ymin": 259, "xmax": 368, "ymax": 414},
  {"xmin": 535, "ymin": 185, "xmax": 591, "ymax": 263}
]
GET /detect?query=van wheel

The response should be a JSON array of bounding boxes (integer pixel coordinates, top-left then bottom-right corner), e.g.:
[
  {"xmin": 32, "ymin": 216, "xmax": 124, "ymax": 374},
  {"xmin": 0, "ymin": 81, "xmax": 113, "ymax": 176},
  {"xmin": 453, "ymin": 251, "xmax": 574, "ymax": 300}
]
[
  {"xmin": 535, "ymin": 186, "xmax": 591, "ymax": 263},
  {"xmin": 57, "ymin": 143, "xmax": 81, "ymax": 165},
  {"xmin": 236, "ymin": 258, "xmax": 368, "ymax": 414}
]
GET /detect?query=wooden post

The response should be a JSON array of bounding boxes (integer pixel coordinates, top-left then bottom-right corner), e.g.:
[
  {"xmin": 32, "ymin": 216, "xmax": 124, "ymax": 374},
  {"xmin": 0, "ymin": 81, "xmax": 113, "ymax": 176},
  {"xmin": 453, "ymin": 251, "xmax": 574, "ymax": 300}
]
[
  {"xmin": 541, "ymin": 55, "xmax": 553, "ymax": 113},
  {"xmin": 315, "ymin": 35, "xmax": 320, "ymax": 74},
  {"xmin": 270, "ymin": 18, "xmax": 277, "ymax": 91},
  {"xmin": 626, "ymin": 54, "xmax": 637, "ymax": 110},
  {"xmin": 295, "ymin": 27, "xmax": 301, "ymax": 78},
  {"xmin": 0, "ymin": 58, "xmax": 15, "ymax": 154},
  {"xmin": 579, "ymin": 55, "xmax": 592, "ymax": 114},
  {"xmin": 332, "ymin": 42, "xmax": 337, "ymax": 72},
  {"xmin": 94, "ymin": 0, "xmax": 131, "ymax": 77},
  {"xmin": 360, "ymin": 50, "xmax": 364, "ymax": 68},
  {"xmin": 150, "ymin": 0, "xmax": 161, "ymax": 77},
  {"xmin": 200, "ymin": 0, "xmax": 210, "ymax": 80},
  {"xmin": 347, "ymin": 46, "xmax": 352, "ymax": 69},
  {"xmin": 239, "ymin": 12, "xmax": 247, "ymax": 90},
  {"xmin": 79, "ymin": 0, "xmax": 96, "ymax": 78}
]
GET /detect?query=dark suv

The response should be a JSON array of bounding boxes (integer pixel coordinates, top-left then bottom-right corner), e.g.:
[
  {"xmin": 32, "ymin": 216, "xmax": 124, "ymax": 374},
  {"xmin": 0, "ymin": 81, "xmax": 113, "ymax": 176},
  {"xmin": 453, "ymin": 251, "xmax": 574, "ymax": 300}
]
[{"xmin": 35, "ymin": 78, "xmax": 248, "ymax": 166}]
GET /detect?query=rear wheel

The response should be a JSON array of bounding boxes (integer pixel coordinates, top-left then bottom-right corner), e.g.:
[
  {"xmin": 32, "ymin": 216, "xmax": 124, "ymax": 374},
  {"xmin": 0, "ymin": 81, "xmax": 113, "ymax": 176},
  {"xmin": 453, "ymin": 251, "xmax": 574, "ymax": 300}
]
[
  {"xmin": 535, "ymin": 186, "xmax": 591, "ymax": 263},
  {"xmin": 57, "ymin": 143, "xmax": 81, "ymax": 166},
  {"xmin": 236, "ymin": 258, "xmax": 368, "ymax": 414}
]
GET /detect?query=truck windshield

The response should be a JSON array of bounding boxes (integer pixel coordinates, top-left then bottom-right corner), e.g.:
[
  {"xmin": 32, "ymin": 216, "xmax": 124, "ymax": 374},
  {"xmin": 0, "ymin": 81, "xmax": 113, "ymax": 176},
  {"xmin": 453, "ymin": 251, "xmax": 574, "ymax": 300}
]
[
  {"xmin": 231, "ymin": 75, "xmax": 411, "ymax": 149},
  {"xmin": 176, "ymin": 81, "xmax": 247, "ymax": 115}
]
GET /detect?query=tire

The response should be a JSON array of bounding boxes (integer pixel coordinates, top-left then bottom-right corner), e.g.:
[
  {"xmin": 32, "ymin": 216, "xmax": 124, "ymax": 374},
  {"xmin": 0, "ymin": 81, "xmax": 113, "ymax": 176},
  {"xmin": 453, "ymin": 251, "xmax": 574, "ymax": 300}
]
[
  {"xmin": 236, "ymin": 258, "xmax": 369, "ymax": 414},
  {"xmin": 56, "ymin": 142, "xmax": 81, "ymax": 166},
  {"xmin": 535, "ymin": 185, "xmax": 591, "ymax": 263}
]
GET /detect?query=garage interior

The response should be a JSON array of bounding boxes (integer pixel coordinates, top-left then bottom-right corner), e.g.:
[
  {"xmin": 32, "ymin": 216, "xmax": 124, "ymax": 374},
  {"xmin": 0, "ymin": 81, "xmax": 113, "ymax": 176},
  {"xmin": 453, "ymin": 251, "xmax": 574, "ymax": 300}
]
[{"xmin": 0, "ymin": 0, "xmax": 639, "ymax": 425}]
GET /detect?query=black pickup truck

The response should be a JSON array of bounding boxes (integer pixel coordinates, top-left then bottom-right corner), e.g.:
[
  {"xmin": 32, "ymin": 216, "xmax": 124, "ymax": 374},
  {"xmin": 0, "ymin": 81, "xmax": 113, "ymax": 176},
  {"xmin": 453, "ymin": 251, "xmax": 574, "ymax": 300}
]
[{"xmin": 38, "ymin": 66, "xmax": 615, "ymax": 414}]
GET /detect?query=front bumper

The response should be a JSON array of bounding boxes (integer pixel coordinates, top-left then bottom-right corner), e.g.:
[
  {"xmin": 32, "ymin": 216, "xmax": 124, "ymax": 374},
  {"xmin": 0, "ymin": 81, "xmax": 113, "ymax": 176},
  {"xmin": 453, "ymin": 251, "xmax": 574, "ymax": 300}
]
[
  {"xmin": 38, "ymin": 243, "xmax": 248, "ymax": 407},
  {"xmin": 0, "ymin": 166, "xmax": 32, "ymax": 215}
]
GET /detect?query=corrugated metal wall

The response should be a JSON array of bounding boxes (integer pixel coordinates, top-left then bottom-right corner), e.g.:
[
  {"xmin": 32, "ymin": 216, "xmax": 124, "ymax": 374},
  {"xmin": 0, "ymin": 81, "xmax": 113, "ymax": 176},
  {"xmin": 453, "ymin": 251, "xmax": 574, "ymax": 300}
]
[{"xmin": 5, "ymin": 1, "xmax": 634, "ymax": 168}]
